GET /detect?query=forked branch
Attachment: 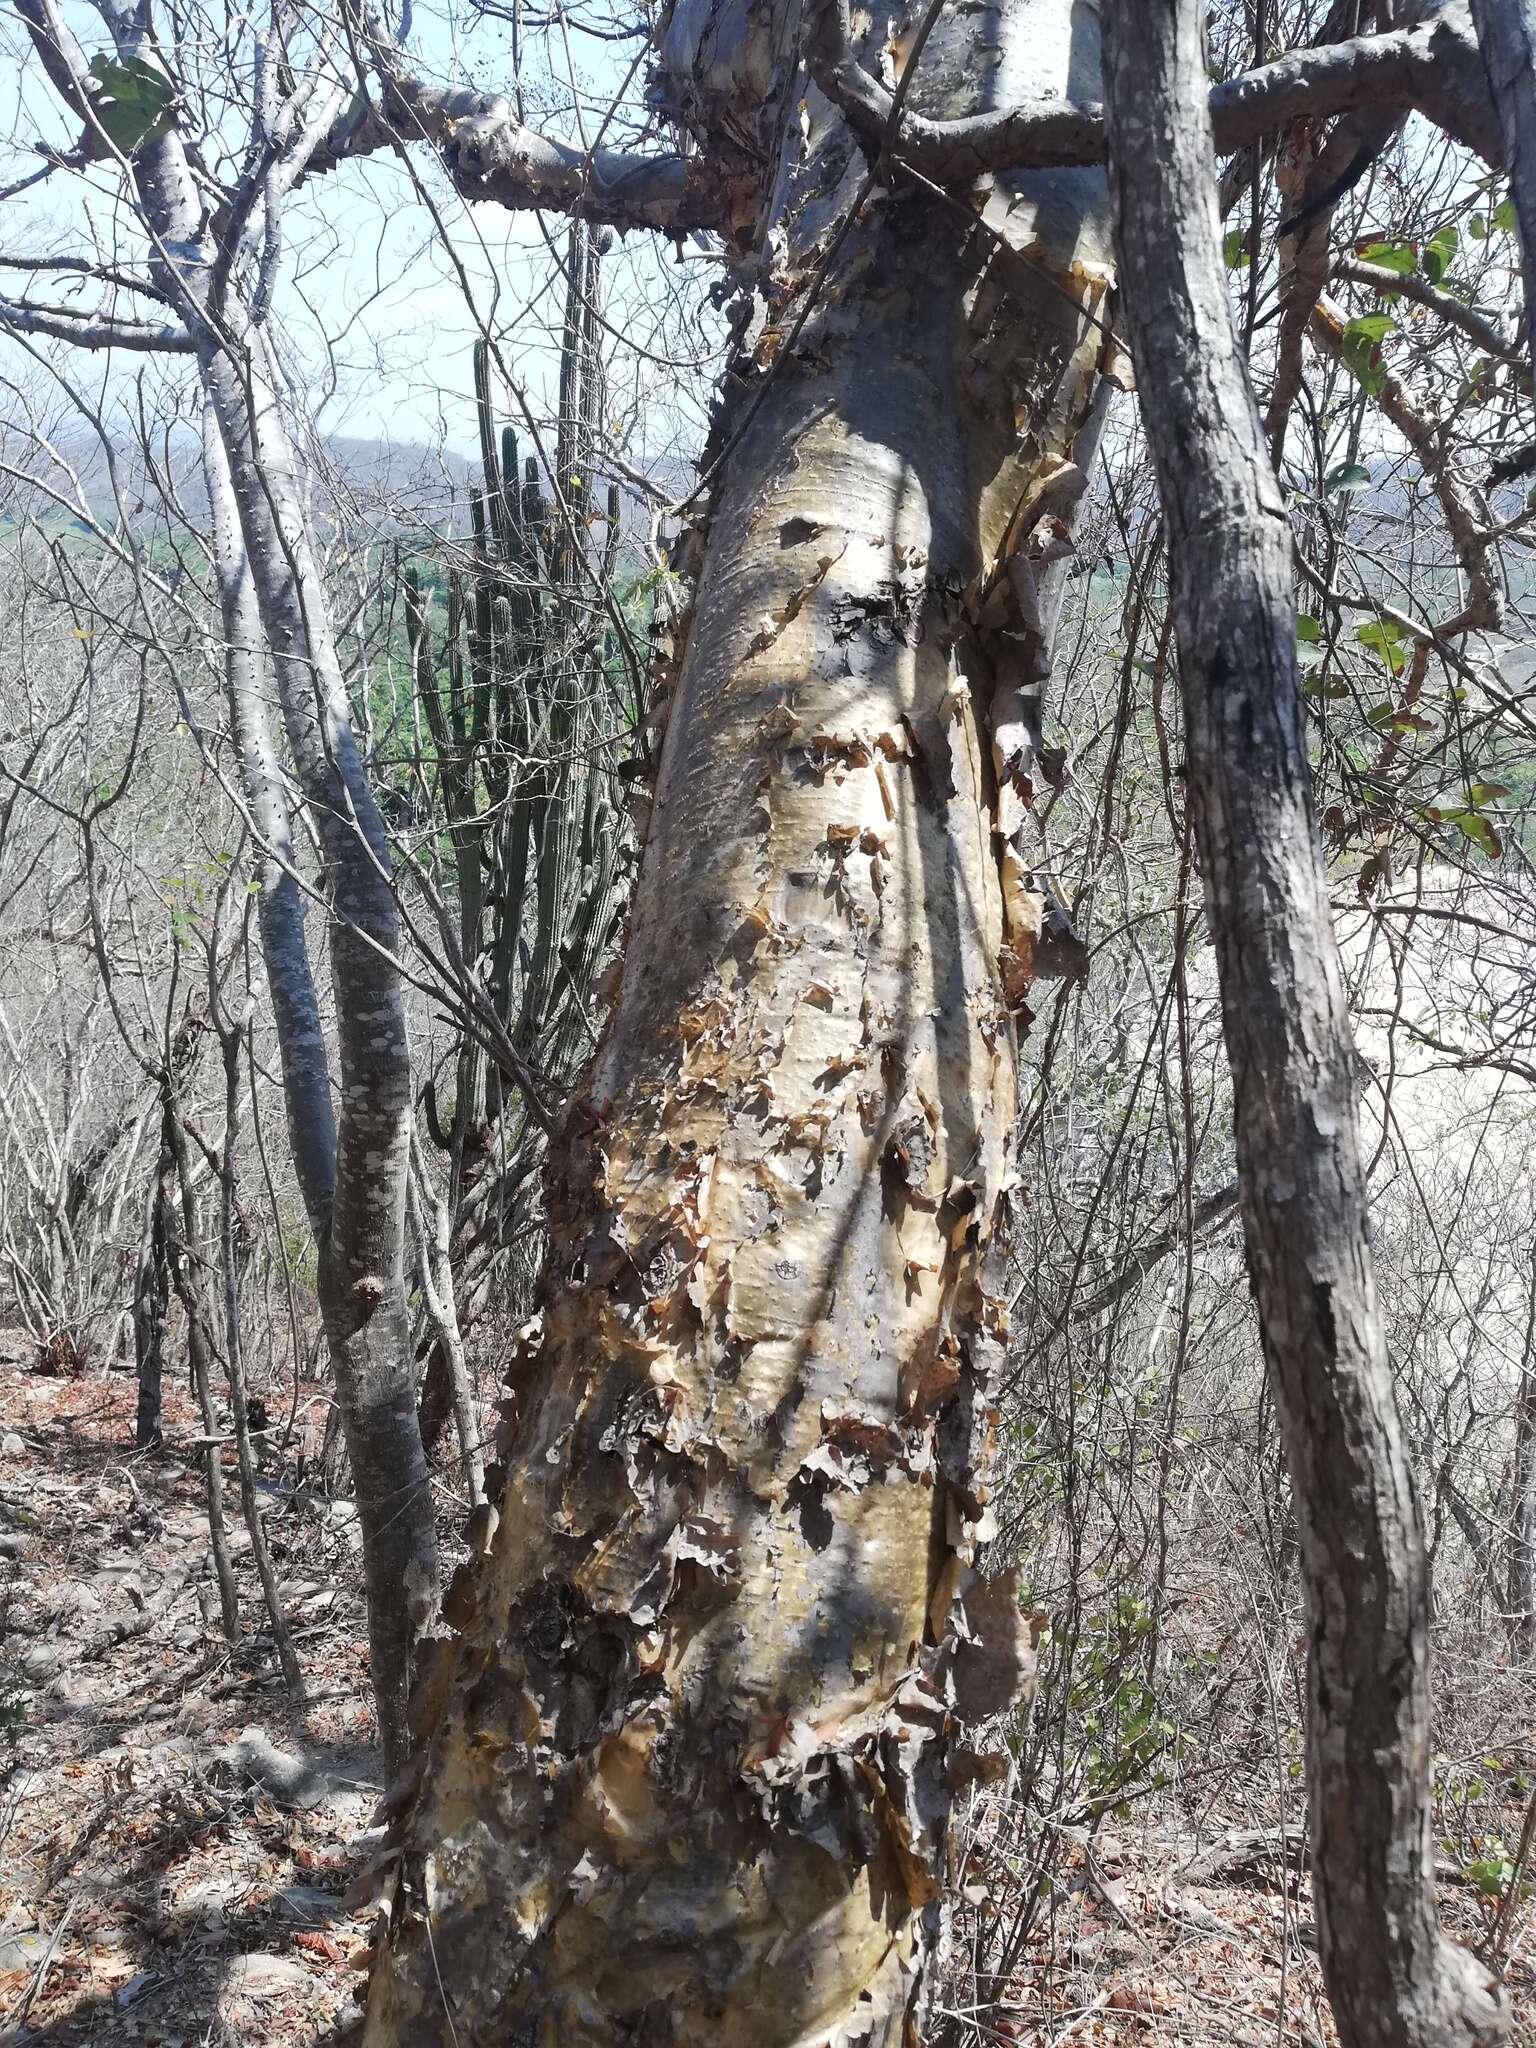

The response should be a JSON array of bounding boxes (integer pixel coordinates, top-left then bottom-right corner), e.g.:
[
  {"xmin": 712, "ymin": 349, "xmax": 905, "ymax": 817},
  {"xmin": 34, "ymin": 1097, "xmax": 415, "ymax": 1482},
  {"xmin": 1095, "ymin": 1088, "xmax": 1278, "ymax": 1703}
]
[{"xmin": 807, "ymin": 0, "xmax": 1502, "ymax": 189}]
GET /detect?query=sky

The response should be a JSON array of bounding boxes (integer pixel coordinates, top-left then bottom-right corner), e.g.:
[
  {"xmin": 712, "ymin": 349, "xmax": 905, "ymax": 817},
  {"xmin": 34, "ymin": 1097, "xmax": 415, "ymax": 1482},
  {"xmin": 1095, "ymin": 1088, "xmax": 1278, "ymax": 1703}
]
[{"xmin": 0, "ymin": 0, "xmax": 720, "ymax": 477}]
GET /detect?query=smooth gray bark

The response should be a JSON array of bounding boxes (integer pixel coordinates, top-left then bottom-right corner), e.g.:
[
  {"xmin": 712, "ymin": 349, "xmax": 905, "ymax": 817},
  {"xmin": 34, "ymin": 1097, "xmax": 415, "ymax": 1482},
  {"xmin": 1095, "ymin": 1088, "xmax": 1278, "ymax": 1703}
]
[
  {"xmin": 1102, "ymin": 4, "xmax": 1507, "ymax": 2044},
  {"xmin": 184, "ymin": 299, "xmax": 439, "ymax": 1779},
  {"xmin": 200, "ymin": 406, "xmax": 338, "ymax": 1235}
]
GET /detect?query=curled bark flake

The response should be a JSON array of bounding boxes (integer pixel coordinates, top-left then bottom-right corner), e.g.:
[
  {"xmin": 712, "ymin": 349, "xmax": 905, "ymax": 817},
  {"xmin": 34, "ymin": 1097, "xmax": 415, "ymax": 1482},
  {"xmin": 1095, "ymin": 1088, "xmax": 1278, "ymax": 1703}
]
[{"xmin": 939, "ymin": 1565, "xmax": 1038, "ymax": 1727}]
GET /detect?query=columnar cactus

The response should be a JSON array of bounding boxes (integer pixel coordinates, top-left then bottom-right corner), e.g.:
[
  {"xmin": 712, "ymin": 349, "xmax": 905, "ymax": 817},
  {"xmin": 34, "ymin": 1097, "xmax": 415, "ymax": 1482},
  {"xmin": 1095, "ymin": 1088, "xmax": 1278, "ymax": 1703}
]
[{"xmin": 406, "ymin": 224, "xmax": 633, "ymax": 1407}]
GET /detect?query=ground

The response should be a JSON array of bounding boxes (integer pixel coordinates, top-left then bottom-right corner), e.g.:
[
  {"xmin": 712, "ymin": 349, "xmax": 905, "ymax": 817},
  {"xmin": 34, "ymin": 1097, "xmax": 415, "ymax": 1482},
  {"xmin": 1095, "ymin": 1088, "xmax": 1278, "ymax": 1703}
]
[
  {"xmin": 0, "ymin": 1353, "xmax": 1531, "ymax": 2045},
  {"xmin": 0, "ymin": 1353, "xmax": 382, "ymax": 2046}
]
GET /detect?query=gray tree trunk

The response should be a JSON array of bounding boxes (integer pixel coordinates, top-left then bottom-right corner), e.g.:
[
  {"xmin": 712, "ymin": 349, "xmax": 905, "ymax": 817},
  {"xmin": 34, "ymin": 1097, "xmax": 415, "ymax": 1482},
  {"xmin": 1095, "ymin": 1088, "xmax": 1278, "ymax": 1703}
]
[
  {"xmin": 3, "ymin": 0, "xmax": 449, "ymax": 1773},
  {"xmin": 1101, "ymin": 4, "xmax": 1506, "ymax": 2044},
  {"xmin": 162, "ymin": 1097, "xmax": 242, "ymax": 1649},
  {"xmin": 132, "ymin": 1147, "xmax": 171, "ymax": 1453},
  {"xmin": 199, "ymin": 406, "xmax": 337, "ymax": 1233},
  {"xmin": 1507, "ymin": 1252, "xmax": 1536, "ymax": 1650},
  {"xmin": 1469, "ymin": 0, "xmax": 1536, "ymax": 332},
  {"xmin": 187, "ymin": 311, "xmax": 438, "ymax": 1773}
]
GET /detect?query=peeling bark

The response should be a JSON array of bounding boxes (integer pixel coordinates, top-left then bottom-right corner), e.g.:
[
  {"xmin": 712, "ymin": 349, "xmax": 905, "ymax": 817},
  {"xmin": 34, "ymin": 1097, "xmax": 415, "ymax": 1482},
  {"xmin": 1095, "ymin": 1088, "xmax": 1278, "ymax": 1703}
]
[
  {"xmin": 362, "ymin": 0, "xmax": 1505, "ymax": 231},
  {"xmin": 363, "ymin": 4, "xmax": 1110, "ymax": 2040}
]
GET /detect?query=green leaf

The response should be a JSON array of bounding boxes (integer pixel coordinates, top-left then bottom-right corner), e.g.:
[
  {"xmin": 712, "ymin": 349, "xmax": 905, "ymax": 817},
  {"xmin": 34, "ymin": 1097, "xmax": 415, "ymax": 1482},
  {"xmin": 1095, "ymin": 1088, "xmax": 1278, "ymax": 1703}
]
[
  {"xmin": 1296, "ymin": 613, "xmax": 1323, "ymax": 643},
  {"xmin": 1492, "ymin": 197, "xmax": 1517, "ymax": 234},
  {"xmin": 1454, "ymin": 813, "xmax": 1503, "ymax": 859},
  {"xmin": 1469, "ymin": 214, "xmax": 1488, "ymax": 241},
  {"xmin": 1325, "ymin": 460, "xmax": 1371, "ymax": 495},
  {"xmin": 1357, "ymin": 619, "xmax": 1407, "ymax": 672},
  {"xmin": 1345, "ymin": 312, "xmax": 1396, "ymax": 346},
  {"xmin": 1464, "ymin": 1854, "xmax": 1511, "ymax": 1898},
  {"xmin": 1360, "ymin": 239, "xmax": 1415, "ymax": 276},
  {"xmin": 1341, "ymin": 310, "xmax": 1394, "ymax": 394},
  {"xmin": 86, "ymin": 53, "xmax": 175, "ymax": 154},
  {"xmin": 1223, "ymin": 226, "xmax": 1250, "ymax": 270},
  {"xmin": 1421, "ymin": 223, "xmax": 1457, "ymax": 286}
]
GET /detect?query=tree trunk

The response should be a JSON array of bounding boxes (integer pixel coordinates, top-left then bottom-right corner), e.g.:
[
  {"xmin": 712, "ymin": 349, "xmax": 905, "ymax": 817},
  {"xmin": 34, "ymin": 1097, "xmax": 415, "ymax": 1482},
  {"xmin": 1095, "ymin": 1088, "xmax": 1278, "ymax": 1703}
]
[
  {"xmin": 80, "ymin": 85, "xmax": 440, "ymax": 1769},
  {"xmin": 407, "ymin": 1127, "xmax": 484, "ymax": 1502},
  {"xmin": 162, "ymin": 1097, "xmax": 242, "ymax": 1649},
  {"xmin": 363, "ymin": 4, "xmax": 1110, "ymax": 2040},
  {"xmin": 1101, "ymin": 4, "xmax": 1505, "ymax": 2044},
  {"xmin": 1469, "ymin": 0, "xmax": 1536, "ymax": 328},
  {"xmin": 1507, "ymin": 1251, "xmax": 1536, "ymax": 1652},
  {"xmin": 200, "ymin": 405, "xmax": 338, "ymax": 1240},
  {"xmin": 133, "ymin": 1145, "xmax": 171, "ymax": 1453},
  {"xmin": 214, "ymin": 1013, "xmax": 305, "ymax": 1697},
  {"xmin": 185, "ymin": 305, "xmax": 435, "ymax": 1771}
]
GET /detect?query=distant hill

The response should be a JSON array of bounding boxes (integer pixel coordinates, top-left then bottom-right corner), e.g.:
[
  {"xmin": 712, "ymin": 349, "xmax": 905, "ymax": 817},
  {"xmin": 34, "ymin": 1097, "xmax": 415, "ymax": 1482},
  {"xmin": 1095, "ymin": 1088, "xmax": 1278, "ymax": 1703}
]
[{"xmin": 0, "ymin": 418, "xmax": 692, "ymax": 543}]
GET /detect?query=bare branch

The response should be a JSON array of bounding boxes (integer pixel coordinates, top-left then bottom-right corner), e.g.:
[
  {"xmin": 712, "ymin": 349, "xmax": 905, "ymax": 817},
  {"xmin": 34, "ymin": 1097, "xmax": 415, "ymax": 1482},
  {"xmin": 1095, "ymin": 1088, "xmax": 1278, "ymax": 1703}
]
[
  {"xmin": 337, "ymin": 43, "xmax": 738, "ymax": 231},
  {"xmin": 1334, "ymin": 255, "xmax": 1528, "ymax": 380},
  {"xmin": 807, "ymin": 0, "xmax": 1503, "ymax": 187},
  {"xmin": 0, "ymin": 252, "xmax": 173, "ymax": 304},
  {"xmin": 13, "ymin": 0, "xmax": 96, "ymax": 122},
  {"xmin": 0, "ymin": 295, "xmax": 193, "ymax": 352},
  {"xmin": 1071, "ymin": 1183, "xmax": 1241, "ymax": 1324}
]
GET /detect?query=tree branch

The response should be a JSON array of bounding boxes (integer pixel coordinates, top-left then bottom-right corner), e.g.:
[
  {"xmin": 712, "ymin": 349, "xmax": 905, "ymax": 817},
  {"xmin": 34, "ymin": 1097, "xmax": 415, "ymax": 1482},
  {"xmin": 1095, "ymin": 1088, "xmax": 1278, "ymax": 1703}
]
[
  {"xmin": 807, "ymin": 0, "xmax": 1503, "ymax": 186},
  {"xmin": 339, "ymin": 38, "xmax": 738, "ymax": 232},
  {"xmin": 13, "ymin": 0, "xmax": 95, "ymax": 123},
  {"xmin": 1102, "ymin": 2, "xmax": 1508, "ymax": 2039},
  {"xmin": 1264, "ymin": 2, "xmax": 1449, "ymax": 464},
  {"xmin": 1310, "ymin": 292, "xmax": 1502, "ymax": 636},
  {"xmin": 321, "ymin": 2, "xmax": 1505, "ymax": 239},
  {"xmin": 1071, "ymin": 1183, "xmax": 1241, "ymax": 1324},
  {"xmin": 0, "ymin": 295, "xmax": 193, "ymax": 351},
  {"xmin": 0, "ymin": 251, "xmax": 174, "ymax": 304},
  {"xmin": 1334, "ymin": 255, "xmax": 1528, "ymax": 381}
]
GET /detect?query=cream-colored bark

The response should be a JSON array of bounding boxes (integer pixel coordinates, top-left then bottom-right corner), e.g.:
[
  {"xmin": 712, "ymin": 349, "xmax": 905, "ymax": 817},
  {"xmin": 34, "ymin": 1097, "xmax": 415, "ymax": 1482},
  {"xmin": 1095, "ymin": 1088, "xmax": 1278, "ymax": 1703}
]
[{"xmin": 363, "ymin": 5, "xmax": 1111, "ymax": 2041}]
